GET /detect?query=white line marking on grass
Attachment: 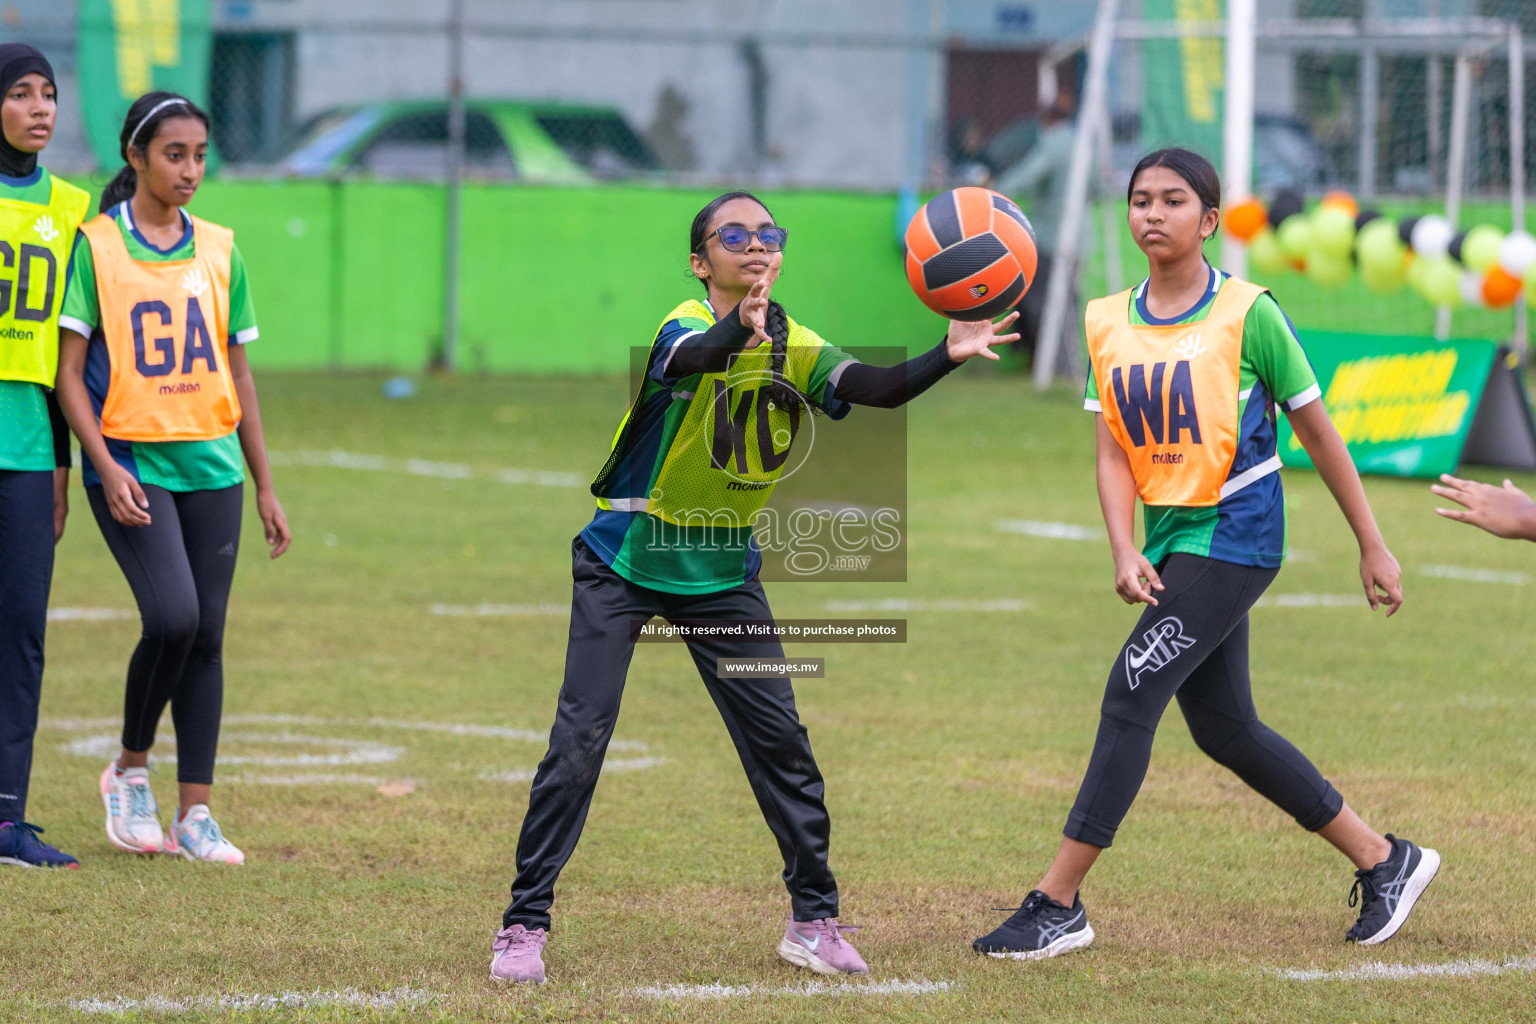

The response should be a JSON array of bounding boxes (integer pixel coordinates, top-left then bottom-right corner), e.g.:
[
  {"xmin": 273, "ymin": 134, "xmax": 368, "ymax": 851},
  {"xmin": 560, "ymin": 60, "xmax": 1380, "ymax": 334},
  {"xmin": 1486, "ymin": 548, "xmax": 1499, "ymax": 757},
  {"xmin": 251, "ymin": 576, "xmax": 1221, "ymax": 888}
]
[
  {"xmin": 218, "ymin": 773, "xmax": 418, "ymax": 787},
  {"xmin": 823, "ymin": 599, "xmax": 1028, "ymax": 613},
  {"xmin": 363, "ymin": 718, "xmax": 647, "ymax": 752},
  {"xmin": 1420, "ymin": 563, "xmax": 1530, "ymax": 586},
  {"xmin": 269, "ymin": 449, "xmax": 583, "ymax": 488},
  {"xmin": 994, "ymin": 519, "xmax": 1101, "ymax": 541},
  {"xmin": 67, "ymin": 987, "xmax": 439, "ymax": 1014},
  {"xmin": 47, "ymin": 607, "xmax": 134, "ymax": 622},
  {"xmin": 630, "ymin": 979, "xmax": 955, "ymax": 1000},
  {"xmin": 481, "ymin": 756, "xmax": 667, "ymax": 784},
  {"xmin": 60, "ymin": 732, "xmax": 404, "ymax": 767},
  {"xmin": 428, "ymin": 602, "xmax": 568, "ymax": 617},
  {"xmin": 1253, "ymin": 594, "xmax": 1364, "ymax": 608},
  {"xmin": 1274, "ymin": 955, "xmax": 1536, "ymax": 982}
]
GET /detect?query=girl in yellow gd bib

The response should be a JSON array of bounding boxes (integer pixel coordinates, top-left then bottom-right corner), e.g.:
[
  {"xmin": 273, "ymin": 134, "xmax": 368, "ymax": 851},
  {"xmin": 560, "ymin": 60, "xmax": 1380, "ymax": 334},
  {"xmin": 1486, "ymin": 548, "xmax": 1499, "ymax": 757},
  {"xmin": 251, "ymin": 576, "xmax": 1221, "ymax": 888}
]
[
  {"xmin": 0, "ymin": 44, "xmax": 91, "ymax": 869},
  {"xmin": 54, "ymin": 93, "xmax": 290, "ymax": 864},
  {"xmin": 974, "ymin": 149, "xmax": 1436, "ymax": 960}
]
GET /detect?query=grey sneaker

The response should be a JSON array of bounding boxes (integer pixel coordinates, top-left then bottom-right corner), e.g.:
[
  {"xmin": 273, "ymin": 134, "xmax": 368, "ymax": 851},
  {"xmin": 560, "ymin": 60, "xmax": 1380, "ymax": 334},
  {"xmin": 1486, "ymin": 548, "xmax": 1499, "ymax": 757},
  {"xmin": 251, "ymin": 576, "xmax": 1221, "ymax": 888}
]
[
  {"xmin": 1345, "ymin": 834, "xmax": 1439, "ymax": 945},
  {"xmin": 973, "ymin": 890, "xmax": 1095, "ymax": 960}
]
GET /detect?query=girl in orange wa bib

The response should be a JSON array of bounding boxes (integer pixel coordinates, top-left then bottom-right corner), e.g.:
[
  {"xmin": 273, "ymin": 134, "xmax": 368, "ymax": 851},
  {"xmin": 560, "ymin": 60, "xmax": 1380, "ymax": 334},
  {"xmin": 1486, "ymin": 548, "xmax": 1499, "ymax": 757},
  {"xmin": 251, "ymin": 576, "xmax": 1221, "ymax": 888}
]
[
  {"xmin": 54, "ymin": 93, "xmax": 290, "ymax": 865},
  {"xmin": 973, "ymin": 149, "xmax": 1437, "ymax": 960}
]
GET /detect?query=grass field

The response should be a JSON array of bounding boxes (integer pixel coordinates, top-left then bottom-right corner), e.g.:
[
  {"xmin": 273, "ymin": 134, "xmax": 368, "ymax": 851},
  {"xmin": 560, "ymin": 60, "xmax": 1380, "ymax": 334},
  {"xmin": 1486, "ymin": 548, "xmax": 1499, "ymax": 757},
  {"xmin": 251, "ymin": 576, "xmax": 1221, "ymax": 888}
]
[{"xmin": 5, "ymin": 369, "xmax": 1535, "ymax": 1023}]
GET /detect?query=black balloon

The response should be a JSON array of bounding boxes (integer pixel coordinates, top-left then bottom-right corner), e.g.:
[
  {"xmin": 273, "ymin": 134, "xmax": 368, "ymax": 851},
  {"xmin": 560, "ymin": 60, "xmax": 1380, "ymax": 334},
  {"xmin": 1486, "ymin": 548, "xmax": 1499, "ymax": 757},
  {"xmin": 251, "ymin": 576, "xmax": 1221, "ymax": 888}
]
[
  {"xmin": 1398, "ymin": 216, "xmax": 1420, "ymax": 247},
  {"xmin": 1268, "ymin": 189, "xmax": 1304, "ymax": 228},
  {"xmin": 1355, "ymin": 209, "xmax": 1383, "ymax": 230},
  {"xmin": 1448, "ymin": 230, "xmax": 1469, "ymax": 263}
]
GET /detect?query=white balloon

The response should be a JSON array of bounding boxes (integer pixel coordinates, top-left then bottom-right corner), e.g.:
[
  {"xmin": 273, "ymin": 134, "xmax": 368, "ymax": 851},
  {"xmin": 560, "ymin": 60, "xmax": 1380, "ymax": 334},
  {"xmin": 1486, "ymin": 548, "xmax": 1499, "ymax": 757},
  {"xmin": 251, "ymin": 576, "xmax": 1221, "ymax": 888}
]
[
  {"xmin": 1410, "ymin": 214, "xmax": 1454, "ymax": 259},
  {"xmin": 1498, "ymin": 230, "xmax": 1536, "ymax": 277},
  {"xmin": 1460, "ymin": 268, "xmax": 1488, "ymax": 308}
]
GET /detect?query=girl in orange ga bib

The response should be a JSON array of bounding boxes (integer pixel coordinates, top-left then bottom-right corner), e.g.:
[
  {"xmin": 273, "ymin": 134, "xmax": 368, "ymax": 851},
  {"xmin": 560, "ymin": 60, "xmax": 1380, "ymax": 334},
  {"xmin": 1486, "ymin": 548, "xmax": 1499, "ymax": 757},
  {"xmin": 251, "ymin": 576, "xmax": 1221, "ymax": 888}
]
[
  {"xmin": 54, "ymin": 93, "xmax": 290, "ymax": 865},
  {"xmin": 973, "ymin": 149, "xmax": 1437, "ymax": 961}
]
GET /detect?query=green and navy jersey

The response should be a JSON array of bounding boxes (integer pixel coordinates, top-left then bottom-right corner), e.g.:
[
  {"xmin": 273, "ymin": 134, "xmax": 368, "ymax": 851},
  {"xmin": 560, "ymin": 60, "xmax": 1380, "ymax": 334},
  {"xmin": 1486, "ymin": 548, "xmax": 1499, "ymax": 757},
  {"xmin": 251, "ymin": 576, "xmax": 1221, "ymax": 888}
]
[
  {"xmin": 581, "ymin": 298, "xmax": 857, "ymax": 594},
  {"xmin": 1084, "ymin": 267, "xmax": 1319, "ymax": 568},
  {"xmin": 0, "ymin": 168, "xmax": 66, "ymax": 471},
  {"xmin": 58, "ymin": 201, "xmax": 258, "ymax": 492}
]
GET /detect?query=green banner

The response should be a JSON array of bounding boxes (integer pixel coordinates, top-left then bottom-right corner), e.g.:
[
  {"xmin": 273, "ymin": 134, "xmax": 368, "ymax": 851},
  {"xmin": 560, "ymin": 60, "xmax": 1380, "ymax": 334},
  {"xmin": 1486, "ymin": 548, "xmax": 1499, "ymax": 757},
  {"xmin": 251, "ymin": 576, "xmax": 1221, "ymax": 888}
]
[
  {"xmin": 77, "ymin": 0, "xmax": 215, "ymax": 170},
  {"xmin": 1279, "ymin": 333, "xmax": 1499, "ymax": 478},
  {"xmin": 1141, "ymin": 0, "xmax": 1225, "ymax": 170}
]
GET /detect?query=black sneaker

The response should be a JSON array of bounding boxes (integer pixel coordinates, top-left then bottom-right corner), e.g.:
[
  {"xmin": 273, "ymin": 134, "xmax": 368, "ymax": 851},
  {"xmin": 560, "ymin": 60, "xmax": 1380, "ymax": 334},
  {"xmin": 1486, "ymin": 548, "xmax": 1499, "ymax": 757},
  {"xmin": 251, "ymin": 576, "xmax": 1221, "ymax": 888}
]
[
  {"xmin": 0, "ymin": 821, "xmax": 80, "ymax": 869},
  {"xmin": 1345, "ymin": 834, "xmax": 1439, "ymax": 945},
  {"xmin": 973, "ymin": 890, "xmax": 1094, "ymax": 960}
]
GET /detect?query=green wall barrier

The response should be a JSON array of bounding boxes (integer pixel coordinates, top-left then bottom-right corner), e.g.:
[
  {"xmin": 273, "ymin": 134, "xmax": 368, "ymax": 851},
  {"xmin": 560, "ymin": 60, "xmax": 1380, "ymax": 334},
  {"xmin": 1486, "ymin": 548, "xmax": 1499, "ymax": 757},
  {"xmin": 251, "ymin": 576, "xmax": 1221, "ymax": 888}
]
[
  {"xmin": 134, "ymin": 178, "xmax": 1524, "ymax": 372},
  {"xmin": 187, "ymin": 181, "xmax": 942, "ymax": 373}
]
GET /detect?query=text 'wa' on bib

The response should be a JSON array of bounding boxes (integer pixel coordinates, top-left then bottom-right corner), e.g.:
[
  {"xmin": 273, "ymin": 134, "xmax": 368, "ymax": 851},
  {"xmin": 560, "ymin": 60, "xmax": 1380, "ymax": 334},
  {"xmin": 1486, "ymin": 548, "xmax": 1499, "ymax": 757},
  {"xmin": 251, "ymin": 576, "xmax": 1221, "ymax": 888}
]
[
  {"xmin": 82, "ymin": 212, "xmax": 242, "ymax": 442},
  {"xmin": 1086, "ymin": 278, "xmax": 1267, "ymax": 507},
  {"xmin": 0, "ymin": 176, "xmax": 91, "ymax": 387}
]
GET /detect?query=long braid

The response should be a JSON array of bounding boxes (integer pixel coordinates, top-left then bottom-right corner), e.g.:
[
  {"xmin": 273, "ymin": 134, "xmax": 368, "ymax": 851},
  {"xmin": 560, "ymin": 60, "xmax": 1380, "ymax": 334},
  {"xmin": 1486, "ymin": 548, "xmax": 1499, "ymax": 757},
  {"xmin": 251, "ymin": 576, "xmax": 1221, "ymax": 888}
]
[{"xmin": 764, "ymin": 300, "xmax": 810, "ymax": 416}]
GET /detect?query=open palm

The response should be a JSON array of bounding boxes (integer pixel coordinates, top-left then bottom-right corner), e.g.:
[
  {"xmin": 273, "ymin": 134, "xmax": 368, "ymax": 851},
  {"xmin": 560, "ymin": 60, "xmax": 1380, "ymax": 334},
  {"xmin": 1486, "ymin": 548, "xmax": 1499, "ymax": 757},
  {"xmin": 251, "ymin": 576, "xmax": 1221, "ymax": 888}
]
[{"xmin": 945, "ymin": 310, "xmax": 1021, "ymax": 362}]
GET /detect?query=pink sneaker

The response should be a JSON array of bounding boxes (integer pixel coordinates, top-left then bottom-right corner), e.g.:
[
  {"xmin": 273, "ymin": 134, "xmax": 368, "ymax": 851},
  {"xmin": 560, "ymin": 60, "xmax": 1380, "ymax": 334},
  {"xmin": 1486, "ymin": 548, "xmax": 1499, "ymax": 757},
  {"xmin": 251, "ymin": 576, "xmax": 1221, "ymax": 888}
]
[
  {"xmin": 777, "ymin": 918, "xmax": 869, "ymax": 976},
  {"xmin": 490, "ymin": 924, "xmax": 547, "ymax": 984}
]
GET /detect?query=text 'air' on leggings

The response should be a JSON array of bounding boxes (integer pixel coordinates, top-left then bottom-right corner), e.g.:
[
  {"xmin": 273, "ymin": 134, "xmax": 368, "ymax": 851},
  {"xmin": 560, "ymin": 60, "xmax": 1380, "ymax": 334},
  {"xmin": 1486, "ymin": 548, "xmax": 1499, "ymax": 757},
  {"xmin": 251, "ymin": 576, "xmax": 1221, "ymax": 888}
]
[
  {"xmin": 88, "ymin": 483, "xmax": 242, "ymax": 786},
  {"xmin": 1064, "ymin": 553, "xmax": 1344, "ymax": 848}
]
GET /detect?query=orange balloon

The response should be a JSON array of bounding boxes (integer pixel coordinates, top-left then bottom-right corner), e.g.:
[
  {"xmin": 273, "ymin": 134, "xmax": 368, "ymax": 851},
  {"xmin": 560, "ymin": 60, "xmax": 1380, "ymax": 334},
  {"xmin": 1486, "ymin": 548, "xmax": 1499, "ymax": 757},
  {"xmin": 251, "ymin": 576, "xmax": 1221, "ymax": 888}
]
[
  {"xmin": 1225, "ymin": 198, "xmax": 1268, "ymax": 242},
  {"xmin": 1320, "ymin": 191, "xmax": 1359, "ymax": 218},
  {"xmin": 1482, "ymin": 265, "xmax": 1524, "ymax": 308}
]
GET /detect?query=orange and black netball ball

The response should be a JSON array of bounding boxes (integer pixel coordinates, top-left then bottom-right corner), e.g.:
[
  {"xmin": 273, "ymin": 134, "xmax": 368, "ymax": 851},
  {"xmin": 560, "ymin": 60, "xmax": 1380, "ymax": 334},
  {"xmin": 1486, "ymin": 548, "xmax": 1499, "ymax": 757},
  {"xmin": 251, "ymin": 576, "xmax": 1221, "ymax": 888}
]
[{"xmin": 904, "ymin": 186, "xmax": 1038, "ymax": 321}]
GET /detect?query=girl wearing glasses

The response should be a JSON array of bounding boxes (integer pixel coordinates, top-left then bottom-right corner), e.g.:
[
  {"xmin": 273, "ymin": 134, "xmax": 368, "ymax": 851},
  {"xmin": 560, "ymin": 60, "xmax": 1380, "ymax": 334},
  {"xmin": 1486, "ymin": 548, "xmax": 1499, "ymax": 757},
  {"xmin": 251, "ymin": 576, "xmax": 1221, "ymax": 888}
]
[{"xmin": 490, "ymin": 189, "xmax": 1020, "ymax": 983}]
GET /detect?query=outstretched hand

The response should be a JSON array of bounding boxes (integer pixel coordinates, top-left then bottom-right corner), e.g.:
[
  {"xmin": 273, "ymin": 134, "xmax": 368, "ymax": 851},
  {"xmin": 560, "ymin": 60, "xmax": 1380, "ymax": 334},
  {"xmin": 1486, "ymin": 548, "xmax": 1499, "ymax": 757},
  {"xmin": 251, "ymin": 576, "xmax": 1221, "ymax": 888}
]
[
  {"xmin": 739, "ymin": 258, "xmax": 782, "ymax": 349},
  {"xmin": 945, "ymin": 310, "xmax": 1021, "ymax": 363},
  {"xmin": 1431, "ymin": 474, "xmax": 1536, "ymax": 540}
]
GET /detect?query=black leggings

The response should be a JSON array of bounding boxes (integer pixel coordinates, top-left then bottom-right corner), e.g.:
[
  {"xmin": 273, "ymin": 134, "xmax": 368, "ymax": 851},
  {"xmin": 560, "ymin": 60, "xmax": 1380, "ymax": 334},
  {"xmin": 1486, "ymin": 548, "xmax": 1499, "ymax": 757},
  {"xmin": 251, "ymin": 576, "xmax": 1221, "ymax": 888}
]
[
  {"xmin": 88, "ymin": 483, "xmax": 242, "ymax": 786},
  {"xmin": 1065, "ymin": 554, "xmax": 1344, "ymax": 848},
  {"xmin": 505, "ymin": 536, "xmax": 838, "ymax": 931},
  {"xmin": 0, "ymin": 470, "xmax": 55, "ymax": 821}
]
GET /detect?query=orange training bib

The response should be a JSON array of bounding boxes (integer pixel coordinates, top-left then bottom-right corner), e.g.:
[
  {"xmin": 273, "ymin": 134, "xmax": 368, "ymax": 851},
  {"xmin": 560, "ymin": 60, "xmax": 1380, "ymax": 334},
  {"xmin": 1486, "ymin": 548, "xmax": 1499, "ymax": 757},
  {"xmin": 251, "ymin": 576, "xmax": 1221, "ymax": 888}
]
[
  {"xmin": 1086, "ymin": 277, "xmax": 1266, "ymax": 507},
  {"xmin": 82, "ymin": 212, "xmax": 241, "ymax": 443}
]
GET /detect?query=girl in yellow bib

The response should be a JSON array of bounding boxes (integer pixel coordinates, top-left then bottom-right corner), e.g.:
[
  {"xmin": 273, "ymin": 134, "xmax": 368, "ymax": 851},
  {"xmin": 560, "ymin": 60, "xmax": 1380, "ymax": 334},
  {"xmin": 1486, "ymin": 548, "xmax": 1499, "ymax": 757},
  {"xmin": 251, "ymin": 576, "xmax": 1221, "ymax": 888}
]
[
  {"xmin": 0, "ymin": 44, "xmax": 91, "ymax": 869},
  {"xmin": 973, "ymin": 149, "xmax": 1436, "ymax": 960},
  {"xmin": 54, "ymin": 92, "xmax": 290, "ymax": 864}
]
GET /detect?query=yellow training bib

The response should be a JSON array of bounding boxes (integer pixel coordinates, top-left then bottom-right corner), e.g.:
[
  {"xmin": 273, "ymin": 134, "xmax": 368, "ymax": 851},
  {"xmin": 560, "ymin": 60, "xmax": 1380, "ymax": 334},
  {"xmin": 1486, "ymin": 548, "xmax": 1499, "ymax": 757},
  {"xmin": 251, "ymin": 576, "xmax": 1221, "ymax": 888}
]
[
  {"xmin": 1086, "ymin": 277, "xmax": 1266, "ymax": 507},
  {"xmin": 82, "ymin": 212, "xmax": 242, "ymax": 442},
  {"xmin": 0, "ymin": 174, "xmax": 91, "ymax": 386}
]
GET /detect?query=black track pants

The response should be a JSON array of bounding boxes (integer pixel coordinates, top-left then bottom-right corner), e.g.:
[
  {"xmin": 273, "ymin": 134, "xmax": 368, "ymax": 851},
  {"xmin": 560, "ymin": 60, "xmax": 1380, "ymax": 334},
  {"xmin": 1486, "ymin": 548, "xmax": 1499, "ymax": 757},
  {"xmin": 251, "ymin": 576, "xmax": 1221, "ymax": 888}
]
[
  {"xmin": 1064, "ymin": 554, "xmax": 1344, "ymax": 848},
  {"xmin": 88, "ymin": 483, "xmax": 242, "ymax": 786},
  {"xmin": 0, "ymin": 470, "xmax": 55, "ymax": 821},
  {"xmin": 504, "ymin": 536, "xmax": 838, "ymax": 930}
]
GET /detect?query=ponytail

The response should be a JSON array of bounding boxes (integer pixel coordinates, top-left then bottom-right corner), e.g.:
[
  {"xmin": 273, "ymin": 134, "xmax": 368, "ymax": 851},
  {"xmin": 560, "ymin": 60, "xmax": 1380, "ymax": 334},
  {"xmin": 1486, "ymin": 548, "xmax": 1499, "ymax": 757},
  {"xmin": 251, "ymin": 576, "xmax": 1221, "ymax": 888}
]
[{"xmin": 98, "ymin": 166, "xmax": 136, "ymax": 213}]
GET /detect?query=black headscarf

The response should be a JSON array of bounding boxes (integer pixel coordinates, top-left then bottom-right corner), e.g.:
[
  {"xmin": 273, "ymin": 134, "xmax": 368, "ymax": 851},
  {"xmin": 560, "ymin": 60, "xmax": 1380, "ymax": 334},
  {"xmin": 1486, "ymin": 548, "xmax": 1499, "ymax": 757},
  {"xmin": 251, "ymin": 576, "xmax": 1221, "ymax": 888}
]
[{"xmin": 0, "ymin": 44, "xmax": 56, "ymax": 178}]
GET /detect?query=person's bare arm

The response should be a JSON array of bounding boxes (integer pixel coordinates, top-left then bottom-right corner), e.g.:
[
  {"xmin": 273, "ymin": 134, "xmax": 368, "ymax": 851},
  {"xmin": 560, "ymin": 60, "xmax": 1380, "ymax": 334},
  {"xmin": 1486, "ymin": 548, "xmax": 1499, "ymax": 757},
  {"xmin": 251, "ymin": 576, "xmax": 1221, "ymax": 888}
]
[
  {"xmin": 54, "ymin": 327, "xmax": 151, "ymax": 527},
  {"xmin": 1431, "ymin": 474, "xmax": 1536, "ymax": 540},
  {"xmin": 1096, "ymin": 415, "xmax": 1163, "ymax": 605},
  {"xmin": 228, "ymin": 345, "xmax": 290, "ymax": 558},
  {"xmin": 1286, "ymin": 400, "xmax": 1403, "ymax": 615}
]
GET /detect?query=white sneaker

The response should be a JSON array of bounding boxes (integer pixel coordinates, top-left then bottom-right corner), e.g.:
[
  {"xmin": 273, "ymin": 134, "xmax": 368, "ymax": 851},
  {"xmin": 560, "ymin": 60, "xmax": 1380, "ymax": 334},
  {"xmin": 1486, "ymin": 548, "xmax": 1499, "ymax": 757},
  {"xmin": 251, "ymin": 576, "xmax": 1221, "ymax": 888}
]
[
  {"xmin": 168, "ymin": 805, "xmax": 244, "ymax": 865},
  {"xmin": 99, "ymin": 762, "xmax": 166, "ymax": 853}
]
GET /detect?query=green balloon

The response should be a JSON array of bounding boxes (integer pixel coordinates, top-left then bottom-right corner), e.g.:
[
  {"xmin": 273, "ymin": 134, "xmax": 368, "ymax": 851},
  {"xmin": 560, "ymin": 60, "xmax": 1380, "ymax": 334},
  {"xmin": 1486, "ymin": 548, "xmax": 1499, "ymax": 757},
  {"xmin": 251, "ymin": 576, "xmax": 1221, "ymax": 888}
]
[
  {"xmin": 1356, "ymin": 218, "xmax": 1405, "ymax": 275},
  {"xmin": 1360, "ymin": 253, "xmax": 1407, "ymax": 294},
  {"xmin": 1524, "ymin": 261, "xmax": 1536, "ymax": 308},
  {"xmin": 1311, "ymin": 206, "xmax": 1356, "ymax": 258},
  {"xmin": 1249, "ymin": 228, "xmax": 1288, "ymax": 277},
  {"xmin": 1420, "ymin": 255, "xmax": 1463, "ymax": 307},
  {"xmin": 1305, "ymin": 248, "xmax": 1352, "ymax": 288},
  {"xmin": 1277, "ymin": 216, "xmax": 1312, "ymax": 260},
  {"xmin": 1461, "ymin": 224, "xmax": 1505, "ymax": 272}
]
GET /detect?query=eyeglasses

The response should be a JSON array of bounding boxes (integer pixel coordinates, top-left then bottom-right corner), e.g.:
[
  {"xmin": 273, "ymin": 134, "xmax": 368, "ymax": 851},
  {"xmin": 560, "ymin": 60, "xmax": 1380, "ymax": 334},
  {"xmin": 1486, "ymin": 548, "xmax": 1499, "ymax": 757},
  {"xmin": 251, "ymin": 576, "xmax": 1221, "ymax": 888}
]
[{"xmin": 708, "ymin": 225, "xmax": 788, "ymax": 252}]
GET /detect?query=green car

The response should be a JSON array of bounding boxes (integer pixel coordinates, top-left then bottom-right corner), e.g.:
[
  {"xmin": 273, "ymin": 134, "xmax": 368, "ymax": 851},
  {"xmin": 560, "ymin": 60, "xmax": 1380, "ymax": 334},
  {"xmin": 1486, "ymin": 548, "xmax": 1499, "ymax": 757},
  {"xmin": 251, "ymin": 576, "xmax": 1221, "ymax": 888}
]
[{"xmin": 279, "ymin": 100, "xmax": 661, "ymax": 182}]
